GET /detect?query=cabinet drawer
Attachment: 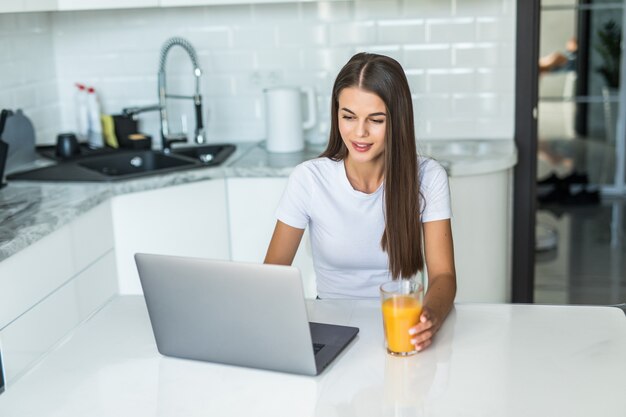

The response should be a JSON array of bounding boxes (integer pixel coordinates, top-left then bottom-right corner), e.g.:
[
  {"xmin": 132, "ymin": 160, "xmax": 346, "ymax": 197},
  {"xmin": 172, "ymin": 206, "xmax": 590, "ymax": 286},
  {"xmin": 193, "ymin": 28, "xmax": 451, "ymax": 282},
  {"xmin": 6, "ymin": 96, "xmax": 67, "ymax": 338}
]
[
  {"xmin": 0, "ymin": 225, "xmax": 73, "ymax": 330},
  {"xmin": 0, "ymin": 251, "xmax": 117, "ymax": 383}
]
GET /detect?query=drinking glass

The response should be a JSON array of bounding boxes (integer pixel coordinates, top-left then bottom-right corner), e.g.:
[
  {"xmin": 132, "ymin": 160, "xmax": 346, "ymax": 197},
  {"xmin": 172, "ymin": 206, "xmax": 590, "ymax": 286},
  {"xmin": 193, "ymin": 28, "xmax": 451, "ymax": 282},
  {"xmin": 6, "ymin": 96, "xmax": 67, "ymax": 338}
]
[{"xmin": 380, "ymin": 279, "xmax": 424, "ymax": 356}]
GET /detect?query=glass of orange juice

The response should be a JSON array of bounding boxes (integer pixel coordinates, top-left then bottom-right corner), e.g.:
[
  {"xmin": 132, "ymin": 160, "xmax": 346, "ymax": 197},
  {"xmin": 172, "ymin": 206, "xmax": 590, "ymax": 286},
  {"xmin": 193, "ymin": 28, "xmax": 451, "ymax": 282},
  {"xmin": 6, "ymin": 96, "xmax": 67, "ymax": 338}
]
[{"xmin": 380, "ymin": 279, "xmax": 424, "ymax": 356}]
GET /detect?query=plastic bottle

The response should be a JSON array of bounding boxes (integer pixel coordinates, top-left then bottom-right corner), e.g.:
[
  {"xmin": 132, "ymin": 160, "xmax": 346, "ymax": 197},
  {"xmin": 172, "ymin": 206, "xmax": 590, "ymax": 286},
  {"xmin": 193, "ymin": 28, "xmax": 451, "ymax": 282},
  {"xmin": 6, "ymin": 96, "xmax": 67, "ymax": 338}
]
[
  {"xmin": 74, "ymin": 83, "xmax": 88, "ymax": 142},
  {"xmin": 86, "ymin": 86, "xmax": 104, "ymax": 149}
]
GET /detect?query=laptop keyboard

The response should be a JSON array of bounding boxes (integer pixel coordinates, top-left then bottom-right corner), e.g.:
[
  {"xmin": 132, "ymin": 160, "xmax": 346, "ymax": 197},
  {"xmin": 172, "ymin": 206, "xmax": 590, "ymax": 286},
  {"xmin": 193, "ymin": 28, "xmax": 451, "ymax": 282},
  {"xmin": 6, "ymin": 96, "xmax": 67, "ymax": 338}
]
[{"xmin": 313, "ymin": 343, "xmax": 325, "ymax": 355}]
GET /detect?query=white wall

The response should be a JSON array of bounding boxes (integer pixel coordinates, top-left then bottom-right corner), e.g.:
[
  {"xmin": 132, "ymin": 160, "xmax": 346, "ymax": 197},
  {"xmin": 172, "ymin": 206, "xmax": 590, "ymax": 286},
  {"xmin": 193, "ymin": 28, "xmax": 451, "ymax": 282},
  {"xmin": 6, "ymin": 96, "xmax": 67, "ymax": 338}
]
[
  {"xmin": 0, "ymin": 12, "xmax": 62, "ymax": 143},
  {"xmin": 2, "ymin": 0, "xmax": 516, "ymax": 146}
]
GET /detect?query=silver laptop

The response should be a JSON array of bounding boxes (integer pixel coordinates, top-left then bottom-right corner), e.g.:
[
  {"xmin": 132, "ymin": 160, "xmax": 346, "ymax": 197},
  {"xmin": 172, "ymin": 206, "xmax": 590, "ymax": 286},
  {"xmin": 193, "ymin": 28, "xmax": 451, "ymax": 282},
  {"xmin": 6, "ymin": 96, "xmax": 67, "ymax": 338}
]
[{"xmin": 135, "ymin": 253, "xmax": 359, "ymax": 376}]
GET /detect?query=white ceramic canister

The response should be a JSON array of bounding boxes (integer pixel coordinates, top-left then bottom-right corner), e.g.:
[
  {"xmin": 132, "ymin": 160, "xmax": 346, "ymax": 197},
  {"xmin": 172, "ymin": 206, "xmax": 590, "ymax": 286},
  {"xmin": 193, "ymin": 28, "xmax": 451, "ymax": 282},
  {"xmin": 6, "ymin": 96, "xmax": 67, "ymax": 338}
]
[{"xmin": 264, "ymin": 86, "xmax": 317, "ymax": 153}]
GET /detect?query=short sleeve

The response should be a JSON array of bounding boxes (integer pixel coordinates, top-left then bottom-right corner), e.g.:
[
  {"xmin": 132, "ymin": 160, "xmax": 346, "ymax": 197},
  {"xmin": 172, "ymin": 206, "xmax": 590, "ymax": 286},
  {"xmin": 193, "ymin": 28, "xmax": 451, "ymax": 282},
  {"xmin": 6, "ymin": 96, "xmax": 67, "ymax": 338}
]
[
  {"xmin": 419, "ymin": 158, "xmax": 452, "ymax": 223},
  {"xmin": 275, "ymin": 163, "xmax": 312, "ymax": 229}
]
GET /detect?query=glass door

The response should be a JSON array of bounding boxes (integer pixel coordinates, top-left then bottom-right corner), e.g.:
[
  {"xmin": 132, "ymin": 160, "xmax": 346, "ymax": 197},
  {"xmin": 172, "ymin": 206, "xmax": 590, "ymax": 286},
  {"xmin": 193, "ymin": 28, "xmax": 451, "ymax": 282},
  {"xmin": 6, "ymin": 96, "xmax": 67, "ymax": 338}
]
[
  {"xmin": 537, "ymin": 0, "xmax": 624, "ymax": 196},
  {"xmin": 534, "ymin": 0, "xmax": 626, "ymax": 305}
]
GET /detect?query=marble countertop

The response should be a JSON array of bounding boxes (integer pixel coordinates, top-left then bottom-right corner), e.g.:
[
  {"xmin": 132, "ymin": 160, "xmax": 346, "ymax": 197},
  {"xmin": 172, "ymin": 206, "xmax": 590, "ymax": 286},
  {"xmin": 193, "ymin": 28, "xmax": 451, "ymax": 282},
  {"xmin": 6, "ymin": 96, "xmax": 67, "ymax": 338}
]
[
  {"xmin": 0, "ymin": 139, "xmax": 516, "ymax": 262},
  {"xmin": 0, "ymin": 296, "xmax": 623, "ymax": 417}
]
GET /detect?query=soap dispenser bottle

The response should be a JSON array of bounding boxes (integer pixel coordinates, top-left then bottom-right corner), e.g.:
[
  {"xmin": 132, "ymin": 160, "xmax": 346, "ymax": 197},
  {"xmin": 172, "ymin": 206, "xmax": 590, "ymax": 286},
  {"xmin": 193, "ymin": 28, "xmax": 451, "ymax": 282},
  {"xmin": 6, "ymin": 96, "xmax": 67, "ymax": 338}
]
[{"xmin": 86, "ymin": 87, "xmax": 104, "ymax": 149}]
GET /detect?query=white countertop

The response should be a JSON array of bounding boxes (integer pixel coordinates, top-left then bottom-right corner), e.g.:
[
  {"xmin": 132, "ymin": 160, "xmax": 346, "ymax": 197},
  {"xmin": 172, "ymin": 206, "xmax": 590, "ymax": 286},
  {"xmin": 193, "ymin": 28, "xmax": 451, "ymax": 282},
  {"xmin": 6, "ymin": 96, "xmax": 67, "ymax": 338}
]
[{"xmin": 0, "ymin": 296, "xmax": 624, "ymax": 417}]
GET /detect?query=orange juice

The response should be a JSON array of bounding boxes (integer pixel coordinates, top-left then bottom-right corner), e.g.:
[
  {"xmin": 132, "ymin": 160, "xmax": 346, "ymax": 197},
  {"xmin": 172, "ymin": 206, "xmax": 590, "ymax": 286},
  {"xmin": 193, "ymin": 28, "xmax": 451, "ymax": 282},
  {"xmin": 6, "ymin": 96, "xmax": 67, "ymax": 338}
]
[{"xmin": 382, "ymin": 295, "xmax": 422, "ymax": 354}]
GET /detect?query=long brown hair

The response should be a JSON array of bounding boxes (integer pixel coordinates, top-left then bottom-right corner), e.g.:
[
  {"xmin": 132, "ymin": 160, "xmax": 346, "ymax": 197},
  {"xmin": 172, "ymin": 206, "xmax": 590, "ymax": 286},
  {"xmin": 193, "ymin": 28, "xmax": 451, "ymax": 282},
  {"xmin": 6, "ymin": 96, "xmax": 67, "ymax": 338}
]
[{"xmin": 320, "ymin": 52, "xmax": 423, "ymax": 279}]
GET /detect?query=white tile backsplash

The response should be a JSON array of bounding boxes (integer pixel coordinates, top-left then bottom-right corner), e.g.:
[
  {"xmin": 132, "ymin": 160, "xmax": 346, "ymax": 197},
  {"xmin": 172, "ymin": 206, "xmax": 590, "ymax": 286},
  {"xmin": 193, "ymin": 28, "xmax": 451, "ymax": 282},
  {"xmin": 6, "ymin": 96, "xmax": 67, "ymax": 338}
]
[
  {"xmin": 329, "ymin": 21, "xmax": 377, "ymax": 46},
  {"xmin": 354, "ymin": 0, "xmax": 400, "ymax": 20},
  {"xmin": 404, "ymin": 45, "xmax": 453, "ymax": 69},
  {"xmin": 0, "ymin": 12, "xmax": 61, "ymax": 142},
  {"xmin": 377, "ymin": 19, "xmax": 425, "ymax": 45},
  {"xmin": 402, "ymin": 0, "xmax": 454, "ymax": 18},
  {"xmin": 1, "ymin": 0, "xmax": 515, "ymax": 144},
  {"xmin": 426, "ymin": 18, "xmax": 476, "ymax": 43},
  {"xmin": 427, "ymin": 69, "xmax": 475, "ymax": 94}
]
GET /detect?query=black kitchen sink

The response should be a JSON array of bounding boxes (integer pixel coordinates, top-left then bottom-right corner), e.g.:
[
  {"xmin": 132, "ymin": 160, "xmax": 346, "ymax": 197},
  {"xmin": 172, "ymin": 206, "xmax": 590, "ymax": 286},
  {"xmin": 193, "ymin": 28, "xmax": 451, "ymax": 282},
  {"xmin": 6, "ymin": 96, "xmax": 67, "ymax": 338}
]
[
  {"xmin": 170, "ymin": 144, "xmax": 236, "ymax": 166},
  {"xmin": 78, "ymin": 151, "xmax": 195, "ymax": 177},
  {"xmin": 7, "ymin": 145, "xmax": 236, "ymax": 182}
]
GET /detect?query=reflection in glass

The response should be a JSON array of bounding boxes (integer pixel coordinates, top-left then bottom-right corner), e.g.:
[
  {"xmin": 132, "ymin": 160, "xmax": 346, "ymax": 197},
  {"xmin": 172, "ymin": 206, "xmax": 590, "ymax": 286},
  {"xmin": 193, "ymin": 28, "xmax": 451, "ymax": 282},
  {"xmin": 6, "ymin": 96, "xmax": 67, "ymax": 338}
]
[{"xmin": 537, "ymin": 2, "xmax": 622, "ymax": 197}]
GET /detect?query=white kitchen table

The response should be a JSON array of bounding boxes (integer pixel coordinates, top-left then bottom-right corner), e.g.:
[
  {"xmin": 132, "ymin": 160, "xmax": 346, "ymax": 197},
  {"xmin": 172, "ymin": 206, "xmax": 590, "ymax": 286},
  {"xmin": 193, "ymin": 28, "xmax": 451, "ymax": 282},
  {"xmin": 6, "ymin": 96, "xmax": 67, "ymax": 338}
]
[{"xmin": 0, "ymin": 296, "xmax": 624, "ymax": 417}]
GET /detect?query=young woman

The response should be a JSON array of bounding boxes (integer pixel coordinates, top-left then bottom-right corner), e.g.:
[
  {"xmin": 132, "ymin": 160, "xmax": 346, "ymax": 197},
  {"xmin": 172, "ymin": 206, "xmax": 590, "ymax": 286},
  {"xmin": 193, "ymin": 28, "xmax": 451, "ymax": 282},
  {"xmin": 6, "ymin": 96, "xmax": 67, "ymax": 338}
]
[{"xmin": 264, "ymin": 53, "xmax": 456, "ymax": 352}]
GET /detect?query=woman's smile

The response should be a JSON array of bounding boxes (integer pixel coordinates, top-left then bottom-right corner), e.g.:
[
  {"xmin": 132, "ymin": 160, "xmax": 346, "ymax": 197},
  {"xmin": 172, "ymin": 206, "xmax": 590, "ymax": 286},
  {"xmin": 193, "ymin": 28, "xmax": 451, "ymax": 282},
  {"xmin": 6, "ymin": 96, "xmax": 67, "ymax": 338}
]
[{"xmin": 351, "ymin": 141, "xmax": 374, "ymax": 152}]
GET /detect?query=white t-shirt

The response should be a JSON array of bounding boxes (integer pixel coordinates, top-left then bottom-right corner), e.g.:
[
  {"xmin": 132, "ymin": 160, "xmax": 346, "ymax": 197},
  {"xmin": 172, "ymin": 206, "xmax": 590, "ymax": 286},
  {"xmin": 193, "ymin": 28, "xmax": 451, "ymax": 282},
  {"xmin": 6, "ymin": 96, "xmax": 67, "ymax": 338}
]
[{"xmin": 275, "ymin": 156, "xmax": 452, "ymax": 299}]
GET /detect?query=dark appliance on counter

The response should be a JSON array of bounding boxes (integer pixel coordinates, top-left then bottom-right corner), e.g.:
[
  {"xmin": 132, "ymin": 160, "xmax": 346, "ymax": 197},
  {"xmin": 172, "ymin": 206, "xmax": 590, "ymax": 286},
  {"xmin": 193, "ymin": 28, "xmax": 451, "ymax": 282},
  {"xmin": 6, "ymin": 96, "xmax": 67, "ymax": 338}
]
[
  {"xmin": 0, "ymin": 109, "xmax": 38, "ymax": 174},
  {"xmin": 0, "ymin": 342, "xmax": 5, "ymax": 394},
  {"xmin": 0, "ymin": 109, "xmax": 10, "ymax": 188}
]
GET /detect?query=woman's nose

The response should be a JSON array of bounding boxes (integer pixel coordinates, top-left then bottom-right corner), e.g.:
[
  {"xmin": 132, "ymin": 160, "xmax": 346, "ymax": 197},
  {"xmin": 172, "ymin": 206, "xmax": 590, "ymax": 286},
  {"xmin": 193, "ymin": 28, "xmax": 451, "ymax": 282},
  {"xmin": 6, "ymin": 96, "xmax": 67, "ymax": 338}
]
[{"xmin": 355, "ymin": 121, "xmax": 368, "ymax": 138}]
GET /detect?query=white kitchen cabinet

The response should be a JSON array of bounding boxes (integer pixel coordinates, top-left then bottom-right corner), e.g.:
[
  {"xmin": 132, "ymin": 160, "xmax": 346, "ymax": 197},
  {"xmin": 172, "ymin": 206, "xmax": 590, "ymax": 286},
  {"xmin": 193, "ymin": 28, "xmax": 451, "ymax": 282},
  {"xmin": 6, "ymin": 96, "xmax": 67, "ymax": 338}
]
[
  {"xmin": 0, "ymin": 201, "xmax": 116, "ymax": 383},
  {"xmin": 56, "ymin": 0, "xmax": 158, "ymax": 11},
  {"xmin": 449, "ymin": 169, "xmax": 513, "ymax": 303},
  {"xmin": 226, "ymin": 177, "xmax": 317, "ymax": 298},
  {"xmin": 0, "ymin": 251, "xmax": 116, "ymax": 383},
  {"xmin": 112, "ymin": 179, "xmax": 230, "ymax": 295},
  {"xmin": 22, "ymin": 0, "xmax": 57, "ymax": 11},
  {"xmin": 0, "ymin": 2, "xmax": 25, "ymax": 12},
  {"xmin": 0, "ymin": 0, "xmax": 57, "ymax": 12},
  {"xmin": 159, "ymin": 0, "xmax": 306, "ymax": 6}
]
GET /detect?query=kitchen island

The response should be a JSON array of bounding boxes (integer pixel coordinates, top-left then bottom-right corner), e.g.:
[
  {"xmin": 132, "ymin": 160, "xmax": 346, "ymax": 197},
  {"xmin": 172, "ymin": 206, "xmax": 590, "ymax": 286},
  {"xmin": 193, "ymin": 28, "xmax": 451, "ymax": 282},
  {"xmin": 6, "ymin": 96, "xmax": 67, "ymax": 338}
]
[{"xmin": 0, "ymin": 296, "xmax": 624, "ymax": 417}]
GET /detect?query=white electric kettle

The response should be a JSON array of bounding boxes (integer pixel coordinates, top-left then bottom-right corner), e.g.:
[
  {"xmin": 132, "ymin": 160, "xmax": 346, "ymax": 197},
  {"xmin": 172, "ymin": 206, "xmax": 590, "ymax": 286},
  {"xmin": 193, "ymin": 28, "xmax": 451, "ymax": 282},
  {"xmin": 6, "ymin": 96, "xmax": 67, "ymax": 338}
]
[{"xmin": 264, "ymin": 86, "xmax": 317, "ymax": 153}]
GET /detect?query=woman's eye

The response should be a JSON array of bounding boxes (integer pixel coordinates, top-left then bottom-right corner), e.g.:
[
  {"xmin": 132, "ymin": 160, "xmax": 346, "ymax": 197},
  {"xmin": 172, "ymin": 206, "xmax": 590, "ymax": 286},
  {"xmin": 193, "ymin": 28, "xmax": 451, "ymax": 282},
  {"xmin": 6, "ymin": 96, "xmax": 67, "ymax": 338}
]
[
  {"xmin": 371, "ymin": 119, "xmax": 384, "ymax": 124},
  {"xmin": 342, "ymin": 115, "xmax": 354, "ymax": 120}
]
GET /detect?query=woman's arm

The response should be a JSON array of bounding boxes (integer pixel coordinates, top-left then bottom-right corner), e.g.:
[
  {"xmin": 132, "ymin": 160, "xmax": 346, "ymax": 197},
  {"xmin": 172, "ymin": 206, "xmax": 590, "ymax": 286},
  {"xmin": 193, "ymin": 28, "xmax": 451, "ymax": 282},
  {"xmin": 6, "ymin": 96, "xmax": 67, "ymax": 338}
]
[
  {"xmin": 409, "ymin": 218, "xmax": 457, "ymax": 351},
  {"xmin": 264, "ymin": 220, "xmax": 305, "ymax": 266}
]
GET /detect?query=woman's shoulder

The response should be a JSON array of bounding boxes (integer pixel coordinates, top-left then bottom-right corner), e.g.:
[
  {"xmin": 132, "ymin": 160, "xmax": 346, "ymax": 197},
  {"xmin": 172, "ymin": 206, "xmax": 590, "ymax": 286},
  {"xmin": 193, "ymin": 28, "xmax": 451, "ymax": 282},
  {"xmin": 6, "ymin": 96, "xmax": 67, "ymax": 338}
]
[
  {"xmin": 417, "ymin": 156, "xmax": 448, "ymax": 188},
  {"xmin": 294, "ymin": 157, "xmax": 339, "ymax": 178},
  {"xmin": 418, "ymin": 156, "xmax": 447, "ymax": 176}
]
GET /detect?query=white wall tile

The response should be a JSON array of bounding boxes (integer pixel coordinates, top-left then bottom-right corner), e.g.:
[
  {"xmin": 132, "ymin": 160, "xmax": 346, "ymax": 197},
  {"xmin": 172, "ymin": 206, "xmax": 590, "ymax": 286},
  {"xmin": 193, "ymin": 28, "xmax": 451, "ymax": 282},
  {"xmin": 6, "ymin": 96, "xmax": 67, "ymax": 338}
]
[
  {"xmin": 252, "ymin": 2, "xmax": 300, "ymax": 22},
  {"xmin": 232, "ymin": 25, "xmax": 276, "ymax": 49},
  {"xmin": 10, "ymin": 85, "xmax": 37, "ymax": 108},
  {"xmin": 182, "ymin": 27, "xmax": 233, "ymax": 50},
  {"xmin": 404, "ymin": 45, "xmax": 452, "ymax": 69},
  {"xmin": 402, "ymin": 0, "xmax": 453, "ymax": 18},
  {"xmin": 453, "ymin": 43, "xmax": 499, "ymax": 67},
  {"xmin": 426, "ymin": 69, "xmax": 476, "ymax": 94},
  {"xmin": 204, "ymin": 4, "xmax": 252, "ymax": 25},
  {"xmin": 426, "ymin": 18, "xmax": 476, "ymax": 43},
  {"xmin": 476, "ymin": 68, "xmax": 514, "ymax": 93},
  {"xmin": 0, "ymin": 11, "xmax": 60, "ymax": 143},
  {"xmin": 205, "ymin": 49, "xmax": 255, "ymax": 72},
  {"xmin": 427, "ymin": 119, "xmax": 477, "ymax": 139},
  {"xmin": 301, "ymin": 48, "xmax": 354, "ymax": 72},
  {"xmin": 256, "ymin": 49, "xmax": 303, "ymax": 71},
  {"xmin": 1, "ymin": 1, "xmax": 515, "ymax": 145},
  {"xmin": 377, "ymin": 19, "xmax": 425, "ymax": 45},
  {"xmin": 405, "ymin": 70, "xmax": 426, "ymax": 95},
  {"xmin": 452, "ymin": 94, "xmax": 499, "ymax": 117},
  {"xmin": 455, "ymin": 0, "xmax": 507, "ymax": 17},
  {"xmin": 476, "ymin": 17, "xmax": 502, "ymax": 42},
  {"xmin": 276, "ymin": 24, "xmax": 327, "ymax": 47},
  {"xmin": 413, "ymin": 94, "xmax": 452, "ymax": 120},
  {"xmin": 355, "ymin": 0, "xmax": 400, "ymax": 20},
  {"xmin": 475, "ymin": 117, "xmax": 513, "ymax": 138},
  {"xmin": 301, "ymin": 1, "xmax": 354, "ymax": 22},
  {"xmin": 329, "ymin": 21, "xmax": 376, "ymax": 46},
  {"xmin": 358, "ymin": 45, "xmax": 403, "ymax": 64}
]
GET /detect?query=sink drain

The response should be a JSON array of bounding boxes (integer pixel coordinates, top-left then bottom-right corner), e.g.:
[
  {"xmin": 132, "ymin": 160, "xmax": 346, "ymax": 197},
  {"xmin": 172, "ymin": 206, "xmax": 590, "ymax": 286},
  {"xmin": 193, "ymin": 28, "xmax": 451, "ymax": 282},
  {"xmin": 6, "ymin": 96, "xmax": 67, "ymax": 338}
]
[{"xmin": 130, "ymin": 156, "xmax": 144, "ymax": 167}]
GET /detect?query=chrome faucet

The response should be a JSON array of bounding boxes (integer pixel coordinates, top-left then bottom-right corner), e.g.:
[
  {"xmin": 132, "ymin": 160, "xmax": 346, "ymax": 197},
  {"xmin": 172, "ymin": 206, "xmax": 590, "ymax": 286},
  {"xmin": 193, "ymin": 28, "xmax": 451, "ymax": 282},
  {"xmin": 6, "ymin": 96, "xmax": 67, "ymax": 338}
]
[
  {"xmin": 123, "ymin": 37, "xmax": 206, "ymax": 151},
  {"xmin": 158, "ymin": 37, "xmax": 206, "ymax": 150}
]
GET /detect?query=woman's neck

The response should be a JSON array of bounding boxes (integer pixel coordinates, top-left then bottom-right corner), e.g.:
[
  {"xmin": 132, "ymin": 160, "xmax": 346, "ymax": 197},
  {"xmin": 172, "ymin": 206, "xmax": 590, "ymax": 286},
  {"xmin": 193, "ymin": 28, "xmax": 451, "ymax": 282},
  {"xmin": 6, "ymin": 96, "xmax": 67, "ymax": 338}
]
[{"xmin": 344, "ymin": 155, "xmax": 384, "ymax": 194}]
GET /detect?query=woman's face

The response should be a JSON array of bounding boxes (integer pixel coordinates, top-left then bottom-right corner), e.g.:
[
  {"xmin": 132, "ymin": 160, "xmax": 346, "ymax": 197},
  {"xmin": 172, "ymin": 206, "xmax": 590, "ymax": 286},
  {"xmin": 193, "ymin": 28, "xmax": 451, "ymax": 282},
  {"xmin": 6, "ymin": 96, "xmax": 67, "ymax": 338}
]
[{"xmin": 337, "ymin": 87, "xmax": 387, "ymax": 165}]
